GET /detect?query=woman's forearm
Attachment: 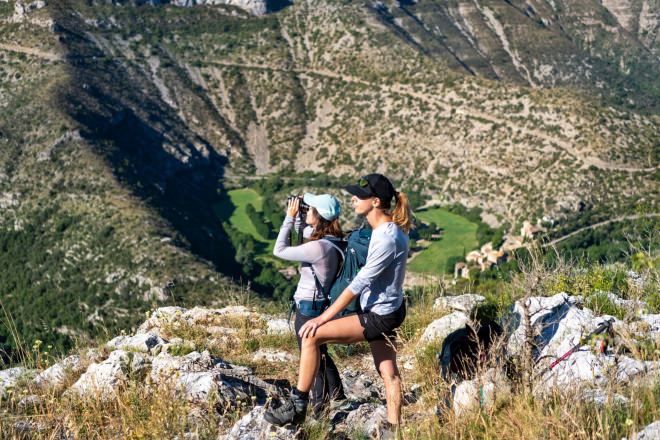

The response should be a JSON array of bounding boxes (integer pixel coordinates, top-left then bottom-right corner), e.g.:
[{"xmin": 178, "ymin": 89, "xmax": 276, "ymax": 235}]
[{"xmin": 317, "ymin": 287, "xmax": 357, "ymax": 324}]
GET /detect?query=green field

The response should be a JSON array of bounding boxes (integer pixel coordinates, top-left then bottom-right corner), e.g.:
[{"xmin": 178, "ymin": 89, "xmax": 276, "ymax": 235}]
[
  {"xmin": 213, "ymin": 189, "xmax": 280, "ymax": 262},
  {"xmin": 408, "ymin": 208, "xmax": 478, "ymax": 274}
]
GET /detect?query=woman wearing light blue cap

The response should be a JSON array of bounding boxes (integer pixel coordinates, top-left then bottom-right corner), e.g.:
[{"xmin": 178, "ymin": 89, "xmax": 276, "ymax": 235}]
[{"xmin": 272, "ymin": 192, "xmax": 346, "ymax": 415}]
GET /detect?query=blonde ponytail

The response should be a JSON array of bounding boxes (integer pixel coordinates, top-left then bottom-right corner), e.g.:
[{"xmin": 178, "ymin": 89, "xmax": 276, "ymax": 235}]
[{"xmin": 392, "ymin": 192, "xmax": 413, "ymax": 234}]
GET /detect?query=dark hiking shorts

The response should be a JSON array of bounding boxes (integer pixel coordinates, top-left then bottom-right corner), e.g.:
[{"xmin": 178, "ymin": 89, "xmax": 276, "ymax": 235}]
[{"xmin": 358, "ymin": 301, "xmax": 406, "ymax": 342}]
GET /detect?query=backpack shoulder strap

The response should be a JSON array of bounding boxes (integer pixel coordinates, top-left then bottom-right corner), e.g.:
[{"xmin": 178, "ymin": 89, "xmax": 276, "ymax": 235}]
[
  {"xmin": 320, "ymin": 238, "xmax": 346, "ymax": 263},
  {"xmin": 311, "ymin": 238, "xmax": 345, "ymax": 303}
]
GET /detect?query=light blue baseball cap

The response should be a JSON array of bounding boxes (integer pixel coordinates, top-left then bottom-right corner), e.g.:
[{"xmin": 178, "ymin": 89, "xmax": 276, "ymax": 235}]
[{"xmin": 303, "ymin": 193, "xmax": 341, "ymax": 221}]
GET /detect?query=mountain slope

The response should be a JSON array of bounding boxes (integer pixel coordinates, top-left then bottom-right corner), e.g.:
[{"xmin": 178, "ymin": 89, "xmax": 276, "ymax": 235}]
[{"xmin": 0, "ymin": 0, "xmax": 657, "ymax": 358}]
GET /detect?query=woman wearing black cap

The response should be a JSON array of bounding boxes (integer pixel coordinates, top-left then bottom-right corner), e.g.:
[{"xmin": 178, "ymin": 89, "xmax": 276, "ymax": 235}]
[{"xmin": 265, "ymin": 174, "xmax": 411, "ymax": 434}]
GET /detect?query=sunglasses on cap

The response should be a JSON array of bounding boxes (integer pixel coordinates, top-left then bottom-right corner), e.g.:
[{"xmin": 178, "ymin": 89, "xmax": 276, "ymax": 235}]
[{"xmin": 357, "ymin": 176, "xmax": 375, "ymax": 198}]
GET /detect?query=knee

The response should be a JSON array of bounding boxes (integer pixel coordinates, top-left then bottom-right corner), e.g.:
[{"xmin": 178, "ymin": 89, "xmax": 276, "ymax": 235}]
[
  {"xmin": 377, "ymin": 366, "xmax": 400, "ymax": 386},
  {"xmin": 301, "ymin": 335, "xmax": 321, "ymax": 350}
]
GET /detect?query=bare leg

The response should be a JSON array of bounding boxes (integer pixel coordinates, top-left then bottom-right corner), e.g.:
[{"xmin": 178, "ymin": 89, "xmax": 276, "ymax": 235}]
[
  {"xmin": 370, "ymin": 337, "xmax": 402, "ymax": 425},
  {"xmin": 297, "ymin": 314, "xmax": 365, "ymax": 392}
]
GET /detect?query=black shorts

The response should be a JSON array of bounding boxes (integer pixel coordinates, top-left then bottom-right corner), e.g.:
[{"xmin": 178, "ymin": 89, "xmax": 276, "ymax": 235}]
[{"xmin": 358, "ymin": 301, "xmax": 406, "ymax": 342}]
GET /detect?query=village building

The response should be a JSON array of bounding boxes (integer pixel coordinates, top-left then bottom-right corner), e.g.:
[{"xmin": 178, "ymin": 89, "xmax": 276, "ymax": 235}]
[
  {"xmin": 454, "ymin": 262, "xmax": 468, "ymax": 279},
  {"xmin": 521, "ymin": 220, "xmax": 546, "ymax": 240}
]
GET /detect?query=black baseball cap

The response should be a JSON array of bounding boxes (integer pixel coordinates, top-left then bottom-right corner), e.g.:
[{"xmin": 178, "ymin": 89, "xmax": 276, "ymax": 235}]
[{"xmin": 343, "ymin": 174, "xmax": 397, "ymax": 201}]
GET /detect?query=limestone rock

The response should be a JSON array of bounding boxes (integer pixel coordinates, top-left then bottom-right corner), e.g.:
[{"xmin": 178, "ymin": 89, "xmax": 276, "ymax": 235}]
[
  {"xmin": 434, "ymin": 294, "xmax": 485, "ymax": 313},
  {"xmin": 506, "ymin": 292, "xmax": 581, "ymax": 356},
  {"xmin": 580, "ymin": 388, "xmax": 628, "ymax": 407},
  {"xmin": 251, "ymin": 349, "xmax": 297, "ymax": 363},
  {"xmin": 623, "ymin": 421, "xmax": 660, "ymax": 440},
  {"xmin": 150, "ymin": 350, "xmax": 215, "ymax": 380},
  {"xmin": 220, "ymin": 405, "xmax": 297, "ymax": 440},
  {"xmin": 340, "ymin": 368, "xmax": 383, "ymax": 400},
  {"xmin": 343, "ymin": 403, "xmax": 388, "ymax": 438},
  {"xmin": 0, "ymin": 367, "xmax": 37, "ymax": 399},
  {"xmin": 265, "ymin": 318, "xmax": 290, "ymax": 335},
  {"xmin": 106, "ymin": 333, "xmax": 167, "ymax": 354},
  {"xmin": 453, "ymin": 368, "xmax": 511, "ymax": 417},
  {"xmin": 168, "ymin": 0, "xmax": 267, "ymax": 15},
  {"xmin": 418, "ymin": 311, "xmax": 469, "ymax": 346},
  {"xmin": 174, "ymin": 371, "xmax": 251, "ymax": 405},
  {"xmin": 66, "ymin": 350, "xmax": 133, "ymax": 399},
  {"xmin": 33, "ymin": 355, "xmax": 84, "ymax": 390}
]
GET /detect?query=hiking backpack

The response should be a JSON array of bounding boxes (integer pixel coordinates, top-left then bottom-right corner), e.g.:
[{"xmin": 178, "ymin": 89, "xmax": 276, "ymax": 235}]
[
  {"xmin": 438, "ymin": 320, "xmax": 503, "ymax": 382},
  {"xmin": 328, "ymin": 228, "xmax": 372, "ymax": 317},
  {"xmin": 310, "ymin": 228, "xmax": 372, "ymax": 318}
]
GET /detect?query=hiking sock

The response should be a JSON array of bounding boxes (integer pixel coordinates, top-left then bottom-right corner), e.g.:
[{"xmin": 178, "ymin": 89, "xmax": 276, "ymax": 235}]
[{"xmin": 292, "ymin": 387, "xmax": 309, "ymax": 401}]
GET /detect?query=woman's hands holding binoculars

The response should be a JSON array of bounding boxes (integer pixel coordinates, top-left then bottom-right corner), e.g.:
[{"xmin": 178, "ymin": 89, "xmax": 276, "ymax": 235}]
[{"xmin": 287, "ymin": 197, "xmax": 300, "ymax": 218}]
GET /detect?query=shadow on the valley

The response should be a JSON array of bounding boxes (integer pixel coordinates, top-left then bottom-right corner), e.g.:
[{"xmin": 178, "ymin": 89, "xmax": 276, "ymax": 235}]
[
  {"xmin": 51, "ymin": 4, "xmax": 245, "ymax": 278},
  {"xmin": 269, "ymin": 0, "xmax": 293, "ymax": 13}
]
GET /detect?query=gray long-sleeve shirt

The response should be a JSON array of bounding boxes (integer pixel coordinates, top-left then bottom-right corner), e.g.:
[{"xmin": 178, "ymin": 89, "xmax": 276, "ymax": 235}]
[
  {"xmin": 273, "ymin": 215, "xmax": 341, "ymax": 304},
  {"xmin": 347, "ymin": 222, "xmax": 409, "ymax": 315}
]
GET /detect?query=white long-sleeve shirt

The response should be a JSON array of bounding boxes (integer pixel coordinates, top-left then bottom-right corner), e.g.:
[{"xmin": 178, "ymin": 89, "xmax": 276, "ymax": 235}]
[
  {"xmin": 347, "ymin": 222, "xmax": 409, "ymax": 315},
  {"xmin": 273, "ymin": 216, "xmax": 341, "ymax": 304}
]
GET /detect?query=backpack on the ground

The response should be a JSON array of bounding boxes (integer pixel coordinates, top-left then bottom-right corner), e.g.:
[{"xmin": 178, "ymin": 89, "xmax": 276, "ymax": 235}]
[
  {"xmin": 310, "ymin": 228, "xmax": 372, "ymax": 318},
  {"xmin": 438, "ymin": 320, "xmax": 503, "ymax": 382}
]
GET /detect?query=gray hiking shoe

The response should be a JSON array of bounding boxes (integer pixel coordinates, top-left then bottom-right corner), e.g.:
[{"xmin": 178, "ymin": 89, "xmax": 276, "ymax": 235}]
[{"xmin": 264, "ymin": 390, "xmax": 308, "ymax": 426}]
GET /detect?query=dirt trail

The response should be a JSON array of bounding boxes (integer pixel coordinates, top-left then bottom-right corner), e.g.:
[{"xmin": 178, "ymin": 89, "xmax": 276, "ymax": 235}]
[
  {"xmin": 544, "ymin": 213, "xmax": 660, "ymax": 247},
  {"xmin": 0, "ymin": 43, "xmax": 63, "ymax": 61}
]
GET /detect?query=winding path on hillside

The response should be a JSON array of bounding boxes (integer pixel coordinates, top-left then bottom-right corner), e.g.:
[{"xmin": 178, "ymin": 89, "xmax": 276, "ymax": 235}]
[
  {"xmin": 0, "ymin": 43, "xmax": 654, "ymax": 174},
  {"xmin": 208, "ymin": 60, "xmax": 656, "ymax": 174},
  {"xmin": 0, "ymin": 43, "xmax": 63, "ymax": 61},
  {"xmin": 543, "ymin": 213, "xmax": 660, "ymax": 247}
]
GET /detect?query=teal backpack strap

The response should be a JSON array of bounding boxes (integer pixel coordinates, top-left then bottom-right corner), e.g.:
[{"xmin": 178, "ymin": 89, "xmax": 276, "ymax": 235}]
[
  {"xmin": 309, "ymin": 239, "xmax": 345, "ymax": 312},
  {"xmin": 309, "ymin": 265, "xmax": 328, "ymax": 312}
]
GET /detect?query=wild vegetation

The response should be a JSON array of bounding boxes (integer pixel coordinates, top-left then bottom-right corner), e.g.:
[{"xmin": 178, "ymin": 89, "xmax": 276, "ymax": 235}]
[{"xmin": 1, "ymin": 237, "xmax": 658, "ymax": 439}]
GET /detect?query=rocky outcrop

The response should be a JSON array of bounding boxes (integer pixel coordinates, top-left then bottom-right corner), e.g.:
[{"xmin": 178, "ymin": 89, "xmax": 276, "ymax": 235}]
[
  {"xmin": 170, "ymin": 0, "xmax": 268, "ymax": 16},
  {"xmin": 505, "ymin": 292, "xmax": 658, "ymax": 395},
  {"xmin": 434, "ymin": 294, "xmax": 485, "ymax": 314},
  {"xmin": 418, "ymin": 311, "xmax": 470, "ymax": 346},
  {"xmin": 220, "ymin": 405, "xmax": 297, "ymax": 440},
  {"xmin": 106, "ymin": 333, "xmax": 168, "ymax": 355},
  {"xmin": 0, "ymin": 367, "xmax": 37, "ymax": 399},
  {"xmin": 623, "ymin": 420, "xmax": 660, "ymax": 440},
  {"xmin": 33, "ymin": 355, "xmax": 85, "ymax": 390},
  {"xmin": 122, "ymin": 0, "xmax": 269, "ymax": 15}
]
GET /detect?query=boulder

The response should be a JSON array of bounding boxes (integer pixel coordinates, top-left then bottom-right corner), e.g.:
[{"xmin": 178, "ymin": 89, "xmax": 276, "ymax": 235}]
[
  {"xmin": 453, "ymin": 368, "xmax": 511, "ymax": 417},
  {"xmin": 506, "ymin": 292, "xmax": 580, "ymax": 357},
  {"xmin": 340, "ymin": 368, "xmax": 383, "ymax": 400},
  {"xmin": 106, "ymin": 333, "xmax": 167, "ymax": 355},
  {"xmin": 174, "ymin": 371, "xmax": 251, "ymax": 406},
  {"xmin": 343, "ymin": 403, "xmax": 388, "ymax": 438},
  {"xmin": 150, "ymin": 350, "xmax": 215, "ymax": 380},
  {"xmin": 418, "ymin": 311, "xmax": 469, "ymax": 346},
  {"xmin": 220, "ymin": 405, "xmax": 297, "ymax": 439},
  {"xmin": 33, "ymin": 355, "xmax": 84, "ymax": 390},
  {"xmin": 66, "ymin": 350, "xmax": 133, "ymax": 399},
  {"xmin": 623, "ymin": 421, "xmax": 660, "ymax": 440},
  {"xmin": 0, "ymin": 367, "xmax": 37, "ymax": 399},
  {"xmin": 434, "ymin": 294, "xmax": 485, "ymax": 314}
]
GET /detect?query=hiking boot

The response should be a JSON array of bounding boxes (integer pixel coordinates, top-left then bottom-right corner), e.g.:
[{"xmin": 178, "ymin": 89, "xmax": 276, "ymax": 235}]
[{"xmin": 264, "ymin": 390, "xmax": 308, "ymax": 426}]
